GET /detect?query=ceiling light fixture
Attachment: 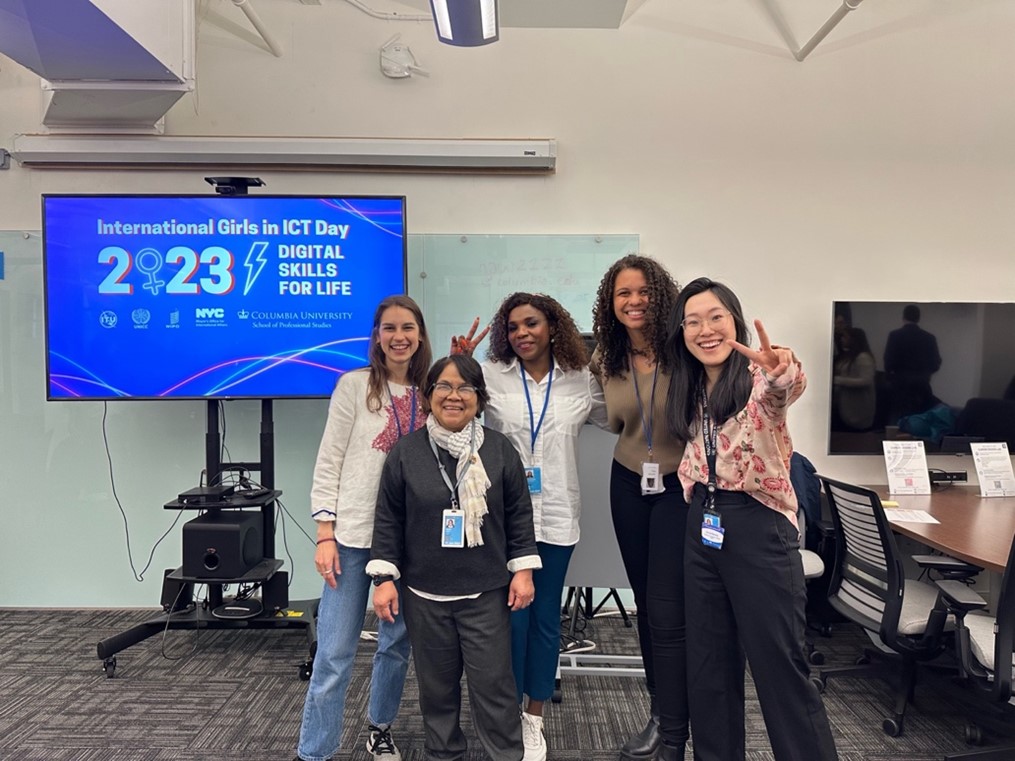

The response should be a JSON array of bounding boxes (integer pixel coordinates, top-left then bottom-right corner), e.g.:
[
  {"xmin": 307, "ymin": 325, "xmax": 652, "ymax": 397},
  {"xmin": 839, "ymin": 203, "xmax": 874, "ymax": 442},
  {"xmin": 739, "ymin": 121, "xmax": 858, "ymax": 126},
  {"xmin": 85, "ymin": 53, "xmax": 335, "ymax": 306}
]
[{"xmin": 429, "ymin": 0, "xmax": 499, "ymax": 47}]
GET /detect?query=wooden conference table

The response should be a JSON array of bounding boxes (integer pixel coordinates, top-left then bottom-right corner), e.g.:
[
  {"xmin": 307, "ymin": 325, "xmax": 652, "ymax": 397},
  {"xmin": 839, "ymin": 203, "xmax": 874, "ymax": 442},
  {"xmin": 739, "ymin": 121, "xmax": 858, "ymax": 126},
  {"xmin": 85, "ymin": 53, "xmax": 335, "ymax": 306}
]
[{"xmin": 866, "ymin": 485, "xmax": 1015, "ymax": 574}]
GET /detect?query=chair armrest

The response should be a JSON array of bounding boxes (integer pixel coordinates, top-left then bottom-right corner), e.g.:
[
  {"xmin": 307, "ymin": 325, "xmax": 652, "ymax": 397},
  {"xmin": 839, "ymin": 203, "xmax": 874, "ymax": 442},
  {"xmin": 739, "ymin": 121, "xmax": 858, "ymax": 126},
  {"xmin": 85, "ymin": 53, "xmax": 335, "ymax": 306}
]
[
  {"xmin": 913, "ymin": 555, "xmax": 983, "ymax": 578},
  {"xmin": 935, "ymin": 580, "xmax": 987, "ymax": 614},
  {"xmin": 814, "ymin": 519, "xmax": 835, "ymax": 538}
]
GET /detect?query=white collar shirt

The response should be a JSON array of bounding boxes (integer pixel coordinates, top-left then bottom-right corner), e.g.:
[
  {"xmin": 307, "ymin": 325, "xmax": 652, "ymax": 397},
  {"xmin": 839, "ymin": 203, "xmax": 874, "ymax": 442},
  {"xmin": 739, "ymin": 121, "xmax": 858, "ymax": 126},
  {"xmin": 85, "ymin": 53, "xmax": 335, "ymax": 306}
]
[{"xmin": 482, "ymin": 357, "xmax": 607, "ymax": 545}]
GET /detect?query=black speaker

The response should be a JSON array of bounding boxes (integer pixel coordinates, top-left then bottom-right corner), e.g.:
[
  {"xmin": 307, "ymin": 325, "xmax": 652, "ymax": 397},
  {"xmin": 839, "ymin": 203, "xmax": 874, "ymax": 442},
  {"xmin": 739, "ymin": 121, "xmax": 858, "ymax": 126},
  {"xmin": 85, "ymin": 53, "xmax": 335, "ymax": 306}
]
[
  {"xmin": 182, "ymin": 511, "xmax": 264, "ymax": 578},
  {"xmin": 262, "ymin": 570, "xmax": 289, "ymax": 612}
]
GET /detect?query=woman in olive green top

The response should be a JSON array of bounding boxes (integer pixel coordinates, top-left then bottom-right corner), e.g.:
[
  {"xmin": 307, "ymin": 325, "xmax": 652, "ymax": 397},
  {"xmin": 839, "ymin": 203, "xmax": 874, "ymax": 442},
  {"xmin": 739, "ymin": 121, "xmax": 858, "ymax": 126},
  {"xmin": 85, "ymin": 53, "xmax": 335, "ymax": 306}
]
[{"xmin": 590, "ymin": 254, "xmax": 688, "ymax": 761}]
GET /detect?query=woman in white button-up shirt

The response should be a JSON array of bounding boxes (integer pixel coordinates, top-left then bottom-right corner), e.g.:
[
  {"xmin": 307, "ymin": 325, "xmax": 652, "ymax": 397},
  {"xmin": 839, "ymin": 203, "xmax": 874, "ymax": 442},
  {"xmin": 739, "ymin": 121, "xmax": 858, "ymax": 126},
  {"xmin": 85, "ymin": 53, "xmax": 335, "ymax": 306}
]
[{"xmin": 479, "ymin": 292, "xmax": 607, "ymax": 761}]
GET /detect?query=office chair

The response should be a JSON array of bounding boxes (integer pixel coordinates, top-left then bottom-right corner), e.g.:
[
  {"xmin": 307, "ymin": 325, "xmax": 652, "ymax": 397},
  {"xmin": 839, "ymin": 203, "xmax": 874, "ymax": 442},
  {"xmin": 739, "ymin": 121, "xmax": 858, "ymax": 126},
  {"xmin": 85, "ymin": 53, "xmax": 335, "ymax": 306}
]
[
  {"xmin": 937, "ymin": 533, "xmax": 1015, "ymax": 760},
  {"xmin": 953, "ymin": 398, "xmax": 1015, "ymax": 449},
  {"xmin": 812, "ymin": 477, "xmax": 955, "ymax": 737}
]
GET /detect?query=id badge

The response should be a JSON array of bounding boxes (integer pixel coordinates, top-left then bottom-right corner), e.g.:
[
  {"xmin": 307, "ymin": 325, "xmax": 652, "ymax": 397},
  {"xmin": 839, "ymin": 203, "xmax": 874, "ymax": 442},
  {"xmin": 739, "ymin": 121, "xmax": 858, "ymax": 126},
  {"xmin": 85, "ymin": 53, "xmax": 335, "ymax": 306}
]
[
  {"xmin": 701, "ymin": 510, "xmax": 724, "ymax": 550},
  {"xmin": 441, "ymin": 509, "xmax": 464, "ymax": 548},
  {"xmin": 526, "ymin": 466, "xmax": 542, "ymax": 494},
  {"xmin": 640, "ymin": 462, "xmax": 664, "ymax": 495}
]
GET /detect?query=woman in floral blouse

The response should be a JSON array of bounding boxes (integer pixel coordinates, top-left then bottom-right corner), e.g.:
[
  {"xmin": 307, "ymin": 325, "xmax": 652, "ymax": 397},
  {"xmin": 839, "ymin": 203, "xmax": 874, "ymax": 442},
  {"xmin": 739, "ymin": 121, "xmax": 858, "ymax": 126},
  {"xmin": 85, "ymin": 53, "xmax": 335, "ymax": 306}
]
[{"xmin": 665, "ymin": 277, "xmax": 837, "ymax": 761}]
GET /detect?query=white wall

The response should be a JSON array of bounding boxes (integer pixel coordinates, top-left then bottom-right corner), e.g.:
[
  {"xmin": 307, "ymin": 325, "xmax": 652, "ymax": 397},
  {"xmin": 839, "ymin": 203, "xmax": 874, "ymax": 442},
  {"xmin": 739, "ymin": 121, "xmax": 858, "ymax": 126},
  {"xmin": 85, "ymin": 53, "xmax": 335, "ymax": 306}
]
[{"xmin": 2, "ymin": 0, "xmax": 1014, "ymax": 606}]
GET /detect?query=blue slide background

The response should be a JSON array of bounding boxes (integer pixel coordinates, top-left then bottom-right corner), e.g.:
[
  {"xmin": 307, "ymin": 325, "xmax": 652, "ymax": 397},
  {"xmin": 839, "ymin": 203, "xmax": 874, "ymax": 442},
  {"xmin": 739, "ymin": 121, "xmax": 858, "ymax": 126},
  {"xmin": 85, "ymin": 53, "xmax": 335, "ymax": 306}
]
[{"xmin": 43, "ymin": 195, "xmax": 406, "ymax": 399}]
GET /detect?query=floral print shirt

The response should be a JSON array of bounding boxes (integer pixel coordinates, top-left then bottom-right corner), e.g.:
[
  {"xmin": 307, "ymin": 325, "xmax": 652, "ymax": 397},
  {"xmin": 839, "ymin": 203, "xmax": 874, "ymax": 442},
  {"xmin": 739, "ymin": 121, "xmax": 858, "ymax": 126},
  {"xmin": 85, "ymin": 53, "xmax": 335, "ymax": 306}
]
[{"xmin": 679, "ymin": 361, "xmax": 805, "ymax": 528}]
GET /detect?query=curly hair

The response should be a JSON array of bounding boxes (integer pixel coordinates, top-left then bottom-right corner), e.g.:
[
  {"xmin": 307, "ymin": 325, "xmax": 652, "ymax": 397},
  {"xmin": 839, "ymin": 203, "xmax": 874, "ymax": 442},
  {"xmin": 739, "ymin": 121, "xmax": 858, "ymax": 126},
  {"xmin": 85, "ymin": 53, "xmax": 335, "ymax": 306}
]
[
  {"xmin": 591, "ymin": 254, "xmax": 680, "ymax": 379},
  {"xmin": 486, "ymin": 292, "xmax": 588, "ymax": 372},
  {"xmin": 365, "ymin": 295, "xmax": 433, "ymax": 412}
]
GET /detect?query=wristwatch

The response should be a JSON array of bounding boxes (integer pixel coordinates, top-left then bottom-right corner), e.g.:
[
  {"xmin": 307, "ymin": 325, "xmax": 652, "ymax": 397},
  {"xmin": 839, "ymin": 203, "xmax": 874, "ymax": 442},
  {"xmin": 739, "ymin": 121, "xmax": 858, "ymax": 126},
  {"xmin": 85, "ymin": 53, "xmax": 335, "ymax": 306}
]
[{"xmin": 372, "ymin": 574, "xmax": 395, "ymax": 587}]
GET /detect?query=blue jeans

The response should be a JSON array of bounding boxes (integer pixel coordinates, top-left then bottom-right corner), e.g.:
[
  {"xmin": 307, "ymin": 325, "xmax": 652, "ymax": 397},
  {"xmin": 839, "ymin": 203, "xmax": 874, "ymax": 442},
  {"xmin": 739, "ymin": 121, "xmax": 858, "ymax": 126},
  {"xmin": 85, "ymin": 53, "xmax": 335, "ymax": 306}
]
[
  {"xmin": 297, "ymin": 545, "xmax": 411, "ymax": 761},
  {"xmin": 511, "ymin": 542, "xmax": 574, "ymax": 703}
]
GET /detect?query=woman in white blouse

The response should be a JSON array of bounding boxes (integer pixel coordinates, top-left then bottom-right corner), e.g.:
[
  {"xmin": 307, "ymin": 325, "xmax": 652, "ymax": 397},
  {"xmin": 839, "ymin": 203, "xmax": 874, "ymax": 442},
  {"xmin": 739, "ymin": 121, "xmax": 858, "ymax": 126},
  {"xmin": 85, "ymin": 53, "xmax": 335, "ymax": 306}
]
[
  {"xmin": 295, "ymin": 295, "xmax": 432, "ymax": 761},
  {"xmin": 476, "ymin": 292, "xmax": 606, "ymax": 761}
]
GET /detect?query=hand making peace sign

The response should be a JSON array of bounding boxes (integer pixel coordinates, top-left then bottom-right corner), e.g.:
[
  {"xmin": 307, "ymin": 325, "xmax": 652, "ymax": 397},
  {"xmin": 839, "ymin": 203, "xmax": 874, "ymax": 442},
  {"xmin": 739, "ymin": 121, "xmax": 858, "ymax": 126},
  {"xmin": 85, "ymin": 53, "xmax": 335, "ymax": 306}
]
[
  {"xmin": 449, "ymin": 316, "xmax": 490, "ymax": 356},
  {"xmin": 727, "ymin": 319, "xmax": 797, "ymax": 380}
]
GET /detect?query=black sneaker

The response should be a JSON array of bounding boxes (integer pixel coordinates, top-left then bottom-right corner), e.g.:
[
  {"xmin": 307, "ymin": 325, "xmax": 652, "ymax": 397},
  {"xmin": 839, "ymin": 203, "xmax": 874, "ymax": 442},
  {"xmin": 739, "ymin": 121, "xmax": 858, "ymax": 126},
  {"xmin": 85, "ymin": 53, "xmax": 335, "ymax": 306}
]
[{"xmin": 366, "ymin": 723, "xmax": 401, "ymax": 760}]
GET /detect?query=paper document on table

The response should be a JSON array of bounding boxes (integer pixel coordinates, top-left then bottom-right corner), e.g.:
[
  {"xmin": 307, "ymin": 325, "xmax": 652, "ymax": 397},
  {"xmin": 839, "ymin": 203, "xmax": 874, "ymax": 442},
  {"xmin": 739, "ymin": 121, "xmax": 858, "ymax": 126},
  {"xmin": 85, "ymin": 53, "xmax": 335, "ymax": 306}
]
[
  {"xmin": 884, "ymin": 509, "xmax": 939, "ymax": 525},
  {"xmin": 883, "ymin": 440, "xmax": 932, "ymax": 495},
  {"xmin": 970, "ymin": 442, "xmax": 1015, "ymax": 497}
]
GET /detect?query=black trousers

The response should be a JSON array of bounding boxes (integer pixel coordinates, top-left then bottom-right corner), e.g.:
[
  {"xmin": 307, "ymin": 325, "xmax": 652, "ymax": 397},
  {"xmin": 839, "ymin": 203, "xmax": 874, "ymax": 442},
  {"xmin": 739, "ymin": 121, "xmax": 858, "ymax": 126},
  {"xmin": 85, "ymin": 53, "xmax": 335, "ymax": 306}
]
[
  {"xmin": 402, "ymin": 588, "xmax": 523, "ymax": 761},
  {"xmin": 610, "ymin": 460, "xmax": 690, "ymax": 746},
  {"xmin": 685, "ymin": 486, "xmax": 837, "ymax": 761}
]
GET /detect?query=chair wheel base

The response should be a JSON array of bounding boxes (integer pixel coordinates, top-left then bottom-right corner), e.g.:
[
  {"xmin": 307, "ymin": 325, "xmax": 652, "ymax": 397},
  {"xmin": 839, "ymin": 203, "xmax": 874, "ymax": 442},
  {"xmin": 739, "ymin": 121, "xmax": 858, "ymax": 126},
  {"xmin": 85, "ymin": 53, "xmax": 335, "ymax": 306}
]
[
  {"xmin": 882, "ymin": 717, "xmax": 903, "ymax": 737},
  {"xmin": 964, "ymin": 722, "xmax": 984, "ymax": 745}
]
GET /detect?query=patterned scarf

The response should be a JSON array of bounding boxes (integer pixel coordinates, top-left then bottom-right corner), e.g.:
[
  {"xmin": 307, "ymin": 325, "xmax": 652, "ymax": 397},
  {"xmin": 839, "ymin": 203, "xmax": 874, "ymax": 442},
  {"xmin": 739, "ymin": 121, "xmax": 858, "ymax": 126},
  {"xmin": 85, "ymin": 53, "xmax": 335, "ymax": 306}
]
[{"xmin": 426, "ymin": 415, "xmax": 490, "ymax": 547}]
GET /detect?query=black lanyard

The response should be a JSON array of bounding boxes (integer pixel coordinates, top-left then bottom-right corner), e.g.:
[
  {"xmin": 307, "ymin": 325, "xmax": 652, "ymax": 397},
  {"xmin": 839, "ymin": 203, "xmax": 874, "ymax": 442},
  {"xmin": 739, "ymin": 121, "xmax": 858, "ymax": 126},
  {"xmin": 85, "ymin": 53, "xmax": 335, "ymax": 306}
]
[
  {"xmin": 429, "ymin": 422, "xmax": 475, "ymax": 511},
  {"xmin": 387, "ymin": 383, "xmax": 417, "ymax": 438},
  {"xmin": 700, "ymin": 385, "xmax": 719, "ymax": 512},
  {"xmin": 521, "ymin": 358, "xmax": 554, "ymax": 457},
  {"xmin": 633, "ymin": 361, "xmax": 659, "ymax": 461}
]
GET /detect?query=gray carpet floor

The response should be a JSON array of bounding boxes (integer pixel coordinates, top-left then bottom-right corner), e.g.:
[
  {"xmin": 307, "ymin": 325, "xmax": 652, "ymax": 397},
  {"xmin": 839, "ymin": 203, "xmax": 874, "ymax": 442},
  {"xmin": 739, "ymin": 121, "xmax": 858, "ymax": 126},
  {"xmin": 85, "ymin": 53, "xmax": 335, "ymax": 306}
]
[{"xmin": 0, "ymin": 605, "xmax": 1007, "ymax": 760}]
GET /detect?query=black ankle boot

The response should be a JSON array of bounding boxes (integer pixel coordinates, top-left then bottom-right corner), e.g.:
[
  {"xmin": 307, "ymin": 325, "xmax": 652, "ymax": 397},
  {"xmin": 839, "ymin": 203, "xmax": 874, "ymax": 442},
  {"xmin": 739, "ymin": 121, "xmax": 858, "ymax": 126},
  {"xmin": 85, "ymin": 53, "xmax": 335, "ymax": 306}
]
[
  {"xmin": 619, "ymin": 701, "xmax": 661, "ymax": 760},
  {"xmin": 656, "ymin": 742, "xmax": 686, "ymax": 761}
]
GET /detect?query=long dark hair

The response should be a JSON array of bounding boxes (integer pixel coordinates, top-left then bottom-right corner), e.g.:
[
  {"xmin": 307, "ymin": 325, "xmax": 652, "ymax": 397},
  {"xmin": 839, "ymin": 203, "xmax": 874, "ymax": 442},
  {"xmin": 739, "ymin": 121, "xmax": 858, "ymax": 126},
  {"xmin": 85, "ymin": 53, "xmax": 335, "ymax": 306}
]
[
  {"xmin": 665, "ymin": 278, "xmax": 753, "ymax": 441},
  {"xmin": 365, "ymin": 295, "xmax": 432, "ymax": 412},
  {"xmin": 835, "ymin": 327, "xmax": 873, "ymax": 371},
  {"xmin": 591, "ymin": 254, "xmax": 680, "ymax": 379},
  {"xmin": 487, "ymin": 292, "xmax": 588, "ymax": 372}
]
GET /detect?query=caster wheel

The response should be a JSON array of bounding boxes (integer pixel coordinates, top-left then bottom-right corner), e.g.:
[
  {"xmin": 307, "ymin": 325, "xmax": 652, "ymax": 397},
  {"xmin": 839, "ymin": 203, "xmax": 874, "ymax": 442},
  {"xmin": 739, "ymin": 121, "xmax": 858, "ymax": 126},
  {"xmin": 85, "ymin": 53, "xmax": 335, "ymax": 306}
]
[
  {"xmin": 808, "ymin": 649, "xmax": 825, "ymax": 666},
  {"xmin": 855, "ymin": 655, "xmax": 871, "ymax": 666},
  {"xmin": 882, "ymin": 717, "xmax": 903, "ymax": 737},
  {"xmin": 964, "ymin": 722, "xmax": 983, "ymax": 745},
  {"xmin": 810, "ymin": 676, "xmax": 825, "ymax": 694},
  {"xmin": 102, "ymin": 657, "xmax": 117, "ymax": 679},
  {"xmin": 551, "ymin": 689, "xmax": 562, "ymax": 704},
  {"xmin": 298, "ymin": 661, "xmax": 313, "ymax": 681}
]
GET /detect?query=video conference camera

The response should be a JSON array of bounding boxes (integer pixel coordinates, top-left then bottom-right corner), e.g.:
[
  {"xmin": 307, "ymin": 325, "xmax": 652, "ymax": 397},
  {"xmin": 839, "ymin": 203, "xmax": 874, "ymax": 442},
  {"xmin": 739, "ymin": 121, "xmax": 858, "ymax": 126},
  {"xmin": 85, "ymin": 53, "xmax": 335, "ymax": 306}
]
[{"xmin": 204, "ymin": 176, "xmax": 265, "ymax": 196}]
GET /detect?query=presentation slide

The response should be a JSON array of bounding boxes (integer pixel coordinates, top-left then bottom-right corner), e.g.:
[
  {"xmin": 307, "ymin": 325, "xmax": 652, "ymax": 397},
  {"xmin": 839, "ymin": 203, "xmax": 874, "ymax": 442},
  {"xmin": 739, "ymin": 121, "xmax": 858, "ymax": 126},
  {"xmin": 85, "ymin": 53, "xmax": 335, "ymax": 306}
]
[{"xmin": 43, "ymin": 195, "xmax": 406, "ymax": 400}]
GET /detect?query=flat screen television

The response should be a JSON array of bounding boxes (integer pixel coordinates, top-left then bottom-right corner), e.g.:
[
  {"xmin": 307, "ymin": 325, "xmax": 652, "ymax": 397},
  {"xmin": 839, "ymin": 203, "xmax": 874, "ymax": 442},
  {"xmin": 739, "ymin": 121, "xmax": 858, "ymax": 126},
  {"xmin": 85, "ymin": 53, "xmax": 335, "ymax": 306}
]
[
  {"xmin": 829, "ymin": 301, "xmax": 1015, "ymax": 455},
  {"xmin": 43, "ymin": 194, "xmax": 407, "ymax": 400}
]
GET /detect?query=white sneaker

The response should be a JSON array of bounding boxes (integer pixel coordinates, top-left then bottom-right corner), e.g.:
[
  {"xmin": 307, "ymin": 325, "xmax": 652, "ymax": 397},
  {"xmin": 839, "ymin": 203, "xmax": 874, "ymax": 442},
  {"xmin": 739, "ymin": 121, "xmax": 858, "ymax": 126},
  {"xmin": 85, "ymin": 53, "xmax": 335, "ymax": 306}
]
[
  {"xmin": 366, "ymin": 723, "xmax": 401, "ymax": 760},
  {"xmin": 521, "ymin": 712, "xmax": 547, "ymax": 761}
]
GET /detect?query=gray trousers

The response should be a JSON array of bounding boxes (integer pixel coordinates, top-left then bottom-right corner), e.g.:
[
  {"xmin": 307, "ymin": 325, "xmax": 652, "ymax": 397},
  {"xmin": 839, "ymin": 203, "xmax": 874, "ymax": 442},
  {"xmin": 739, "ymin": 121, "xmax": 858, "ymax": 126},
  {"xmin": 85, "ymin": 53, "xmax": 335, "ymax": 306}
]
[{"xmin": 402, "ymin": 587, "xmax": 523, "ymax": 761}]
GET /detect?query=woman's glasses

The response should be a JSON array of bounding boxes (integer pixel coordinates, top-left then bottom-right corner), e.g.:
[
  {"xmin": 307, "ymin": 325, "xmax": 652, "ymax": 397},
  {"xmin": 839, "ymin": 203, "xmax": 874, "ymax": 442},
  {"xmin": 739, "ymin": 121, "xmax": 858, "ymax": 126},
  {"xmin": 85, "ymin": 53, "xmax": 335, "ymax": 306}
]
[
  {"xmin": 431, "ymin": 382, "xmax": 478, "ymax": 399},
  {"xmin": 680, "ymin": 311, "xmax": 729, "ymax": 334}
]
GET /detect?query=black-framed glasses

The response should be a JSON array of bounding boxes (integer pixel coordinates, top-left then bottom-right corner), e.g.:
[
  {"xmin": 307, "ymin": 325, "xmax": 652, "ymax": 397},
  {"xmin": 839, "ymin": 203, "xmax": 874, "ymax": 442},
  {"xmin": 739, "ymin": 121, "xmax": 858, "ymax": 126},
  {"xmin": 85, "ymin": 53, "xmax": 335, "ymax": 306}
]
[{"xmin": 431, "ymin": 381, "xmax": 478, "ymax": 399}]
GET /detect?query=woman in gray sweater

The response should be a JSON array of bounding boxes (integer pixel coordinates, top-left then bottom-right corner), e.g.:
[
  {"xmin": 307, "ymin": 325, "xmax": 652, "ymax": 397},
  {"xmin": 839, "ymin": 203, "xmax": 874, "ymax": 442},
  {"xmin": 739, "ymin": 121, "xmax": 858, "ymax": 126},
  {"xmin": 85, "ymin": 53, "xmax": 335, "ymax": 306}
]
[{"xmin": 368, "ymin": 354, "xmax": 541, "ymax": 761}]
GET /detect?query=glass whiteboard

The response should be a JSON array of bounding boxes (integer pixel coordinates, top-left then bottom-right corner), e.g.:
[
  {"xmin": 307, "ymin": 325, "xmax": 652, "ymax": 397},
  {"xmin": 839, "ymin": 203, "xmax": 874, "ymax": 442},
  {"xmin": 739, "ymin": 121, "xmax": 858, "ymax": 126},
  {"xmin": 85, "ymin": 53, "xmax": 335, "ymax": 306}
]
[{"xmin": 408, "ymin": 234, "xmax": 639, "ymax": 356}]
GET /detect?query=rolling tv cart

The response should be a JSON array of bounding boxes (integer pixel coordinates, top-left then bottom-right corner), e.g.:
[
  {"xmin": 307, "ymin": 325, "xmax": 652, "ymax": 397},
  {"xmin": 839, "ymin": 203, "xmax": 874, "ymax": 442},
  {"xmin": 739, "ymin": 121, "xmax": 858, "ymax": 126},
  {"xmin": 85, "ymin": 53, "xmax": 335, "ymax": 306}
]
[{"xmin": 95, "ymin": 400, "xmax": 318, "ymax": 679}]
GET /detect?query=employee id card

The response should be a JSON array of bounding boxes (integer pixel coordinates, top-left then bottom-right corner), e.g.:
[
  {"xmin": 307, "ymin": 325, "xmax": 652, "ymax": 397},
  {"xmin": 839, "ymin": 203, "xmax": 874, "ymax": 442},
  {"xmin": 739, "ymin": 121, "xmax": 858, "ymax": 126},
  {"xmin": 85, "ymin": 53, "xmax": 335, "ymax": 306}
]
[
  {"xmin": 441, "ymin": 509, "xmax": 464, "ymax": 548},
  {"xmin": 701, "ymin": 511, "xmax": 724, "ymax": 549},
  {"xmin": 640, "ymin": 462, "xmax": 664, "ymax": 495},
  {"xmin": 526, "ymin": 466, "xmax": 542, "ymax": 494}
]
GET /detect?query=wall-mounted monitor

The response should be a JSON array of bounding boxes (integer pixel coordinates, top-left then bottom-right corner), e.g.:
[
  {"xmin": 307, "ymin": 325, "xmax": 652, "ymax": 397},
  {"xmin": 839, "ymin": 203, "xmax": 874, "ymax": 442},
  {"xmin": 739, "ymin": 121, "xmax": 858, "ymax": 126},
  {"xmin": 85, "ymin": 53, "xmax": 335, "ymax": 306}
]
[
  {"xmin": 829, "ymin": 301, "xmax": 1015, "ymax": 455},
  {"xmin": 43, "ymin": 194, "xmax": 407, "ymax": 400}
]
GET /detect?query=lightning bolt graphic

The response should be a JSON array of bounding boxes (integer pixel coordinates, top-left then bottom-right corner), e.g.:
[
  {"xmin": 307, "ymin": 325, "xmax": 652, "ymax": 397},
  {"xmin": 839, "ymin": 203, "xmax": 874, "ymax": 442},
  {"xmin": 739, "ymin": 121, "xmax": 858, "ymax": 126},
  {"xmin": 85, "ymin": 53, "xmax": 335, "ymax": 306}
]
[{"xmin": 243, "ymin": 241, "xmax": 269, "ymax": 296}]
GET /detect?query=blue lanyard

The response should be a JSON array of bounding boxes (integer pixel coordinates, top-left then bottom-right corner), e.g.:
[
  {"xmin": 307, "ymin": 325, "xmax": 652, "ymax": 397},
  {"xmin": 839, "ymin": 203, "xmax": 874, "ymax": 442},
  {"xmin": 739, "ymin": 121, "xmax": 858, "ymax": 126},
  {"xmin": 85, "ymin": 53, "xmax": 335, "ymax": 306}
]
[
  {"xmin": 521, "ymin": 358, "xmax": 554, "ymax": 456},
  {"xmin": 387, "ymin": 383, "xmax": 417, "ymax": 438},
  {"xmin": 633, "ymin": 360, "xmax": 659, "ymax": 459}
]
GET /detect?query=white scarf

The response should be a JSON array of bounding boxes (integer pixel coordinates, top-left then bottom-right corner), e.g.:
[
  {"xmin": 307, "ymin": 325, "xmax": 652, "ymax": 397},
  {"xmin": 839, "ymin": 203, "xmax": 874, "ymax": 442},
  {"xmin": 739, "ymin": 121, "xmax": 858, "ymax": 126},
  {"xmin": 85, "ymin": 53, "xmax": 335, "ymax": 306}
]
[{"xmin": 426, "ymin": 414, "xmax": 490, "ymax": 547}]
